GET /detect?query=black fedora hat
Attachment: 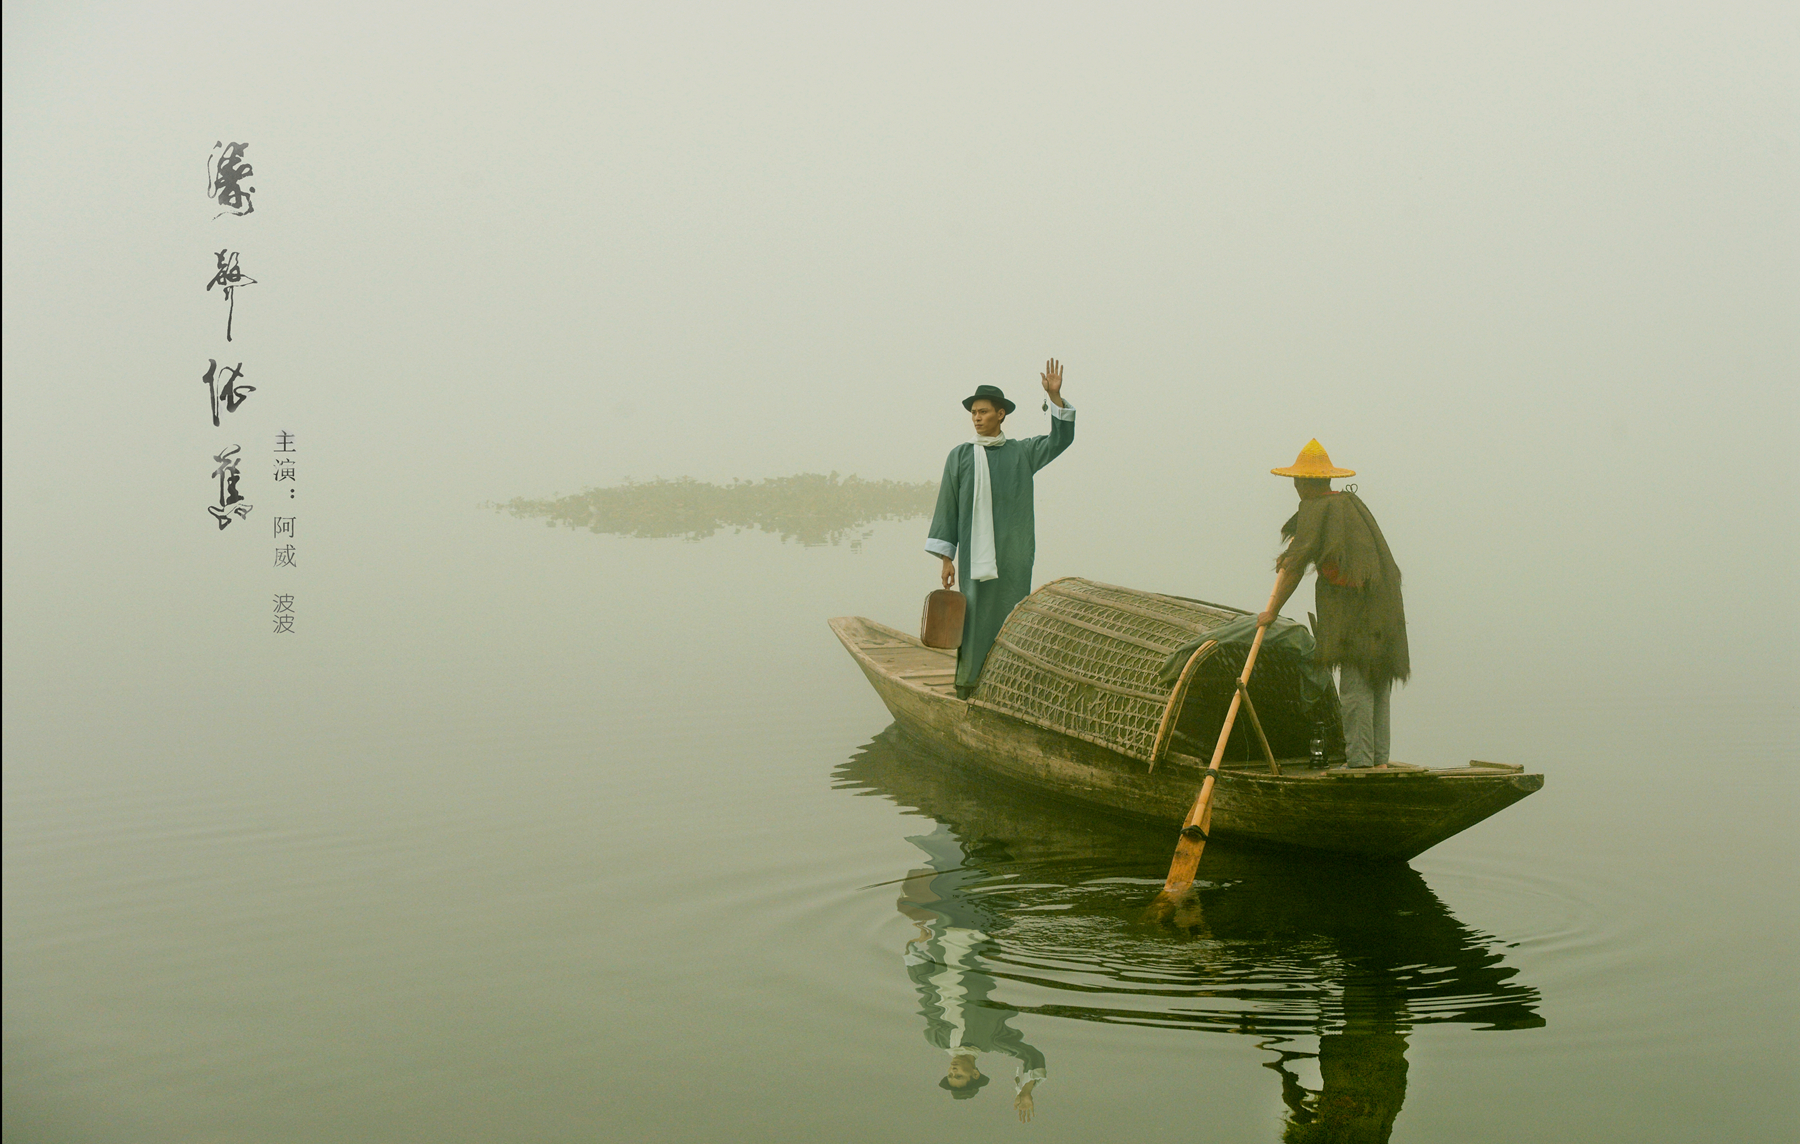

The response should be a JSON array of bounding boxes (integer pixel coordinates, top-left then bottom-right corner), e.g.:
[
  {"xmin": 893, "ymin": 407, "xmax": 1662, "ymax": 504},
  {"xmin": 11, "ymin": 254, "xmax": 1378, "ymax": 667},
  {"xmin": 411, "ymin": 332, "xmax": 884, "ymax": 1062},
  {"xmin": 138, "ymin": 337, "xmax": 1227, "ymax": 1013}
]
[
  {"xmin": 939, "ymin": 1072, "xmax": 991, "ymax": 1099},
  {"xmin": 962, "ymin": 385, "xmax": 1016, "ymax": 414}
]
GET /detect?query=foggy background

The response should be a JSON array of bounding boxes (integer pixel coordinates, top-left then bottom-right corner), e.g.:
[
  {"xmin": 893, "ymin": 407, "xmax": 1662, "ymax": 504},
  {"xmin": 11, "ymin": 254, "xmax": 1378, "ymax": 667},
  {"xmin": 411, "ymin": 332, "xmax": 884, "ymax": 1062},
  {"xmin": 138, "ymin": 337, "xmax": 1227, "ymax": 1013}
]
[
  {"xmin": 4, "ymin": 3, "xmax": 1797, "ymax": 1141},
  {"xmin": 5, "ymin": 1, "xmax": 1794, "ymax": 710}
]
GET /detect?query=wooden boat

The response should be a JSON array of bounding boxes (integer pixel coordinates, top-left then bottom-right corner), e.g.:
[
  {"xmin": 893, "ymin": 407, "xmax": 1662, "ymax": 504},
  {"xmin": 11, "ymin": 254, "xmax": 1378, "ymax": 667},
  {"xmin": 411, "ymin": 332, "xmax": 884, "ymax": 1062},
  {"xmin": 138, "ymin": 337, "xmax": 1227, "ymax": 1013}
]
[{"xmin": 831, "ymin": 577, "xmax": 1542, "ymax": 861}]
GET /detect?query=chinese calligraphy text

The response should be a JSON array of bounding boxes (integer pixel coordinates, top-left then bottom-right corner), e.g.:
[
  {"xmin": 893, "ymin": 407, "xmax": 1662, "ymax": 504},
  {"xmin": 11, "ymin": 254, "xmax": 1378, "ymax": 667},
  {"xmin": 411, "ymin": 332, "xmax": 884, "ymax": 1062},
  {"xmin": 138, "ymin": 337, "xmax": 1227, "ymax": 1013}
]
[
  {"xmin": 206, "ymin": 250, "xmax": 256, "ymax": 342},
  {"xmin": 208, "ymin": 445, "xmax": 253, "ymax": 529},
  {"xmin": 207, "ymin": 142, "xmax": 255, "ymax": 218},
  {"xmin": 201, "ymin": 359, "xmax": 253, "ymax": 426}
]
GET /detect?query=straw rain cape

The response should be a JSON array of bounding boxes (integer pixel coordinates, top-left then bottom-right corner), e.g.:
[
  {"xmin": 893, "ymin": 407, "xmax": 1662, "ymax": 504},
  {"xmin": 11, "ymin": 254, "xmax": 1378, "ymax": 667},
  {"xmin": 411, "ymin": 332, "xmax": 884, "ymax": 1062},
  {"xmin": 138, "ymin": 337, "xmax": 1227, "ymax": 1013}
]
[{"xmin": 1278, "ymin": 492, "xmax": 1410, "ymax": 685}]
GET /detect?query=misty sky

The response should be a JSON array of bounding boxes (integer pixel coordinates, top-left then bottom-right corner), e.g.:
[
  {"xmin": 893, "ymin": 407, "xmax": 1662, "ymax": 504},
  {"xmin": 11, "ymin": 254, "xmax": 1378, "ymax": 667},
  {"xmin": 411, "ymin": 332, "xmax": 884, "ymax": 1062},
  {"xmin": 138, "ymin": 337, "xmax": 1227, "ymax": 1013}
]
[{"xmin": 4, "ymin": 1, "xmax": 1795, "ymax": 709}]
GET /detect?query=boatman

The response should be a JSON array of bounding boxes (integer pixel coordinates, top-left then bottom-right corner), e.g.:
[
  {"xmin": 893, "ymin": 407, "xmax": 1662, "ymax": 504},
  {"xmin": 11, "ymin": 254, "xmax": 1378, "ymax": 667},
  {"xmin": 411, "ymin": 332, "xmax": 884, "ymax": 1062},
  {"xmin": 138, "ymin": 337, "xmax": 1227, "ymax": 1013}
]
[
  {"xmin": 926, "ymin": 360, "xmax": 1076, "ymax": 699},
  {"xmin": 1258, "ymin": 440, "xmax": 1409, "ymax": 770}
]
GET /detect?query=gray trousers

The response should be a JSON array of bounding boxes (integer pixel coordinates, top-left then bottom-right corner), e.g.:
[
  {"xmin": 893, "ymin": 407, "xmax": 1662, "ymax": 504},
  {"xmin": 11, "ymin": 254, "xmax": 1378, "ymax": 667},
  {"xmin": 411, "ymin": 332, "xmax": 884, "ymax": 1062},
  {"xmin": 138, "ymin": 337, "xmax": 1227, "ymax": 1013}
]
[{"xmin": 1337, "ymin": 665, "xmax": 1391, "ymax": 769}]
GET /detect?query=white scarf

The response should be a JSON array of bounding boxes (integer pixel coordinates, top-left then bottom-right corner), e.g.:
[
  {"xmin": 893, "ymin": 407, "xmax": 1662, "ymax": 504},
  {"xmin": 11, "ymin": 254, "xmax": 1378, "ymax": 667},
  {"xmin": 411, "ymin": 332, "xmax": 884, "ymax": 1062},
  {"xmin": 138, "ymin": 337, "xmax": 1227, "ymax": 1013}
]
[{"xmin": 969, "ymin": 433, "xmax": 1006, "ymax": 582}]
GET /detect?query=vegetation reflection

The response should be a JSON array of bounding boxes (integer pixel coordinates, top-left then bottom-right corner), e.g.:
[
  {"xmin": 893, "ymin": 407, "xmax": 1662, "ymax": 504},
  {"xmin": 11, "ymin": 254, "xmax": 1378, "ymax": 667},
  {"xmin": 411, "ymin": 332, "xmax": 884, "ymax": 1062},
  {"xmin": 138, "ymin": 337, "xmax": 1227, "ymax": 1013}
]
[
  {"xmin": 499, "ymin": 473, "xmax": 937, "ymax": 547},
  {"xmin": 837, "ymin": 728, "xmax": 1544, "ymax": 1139}
]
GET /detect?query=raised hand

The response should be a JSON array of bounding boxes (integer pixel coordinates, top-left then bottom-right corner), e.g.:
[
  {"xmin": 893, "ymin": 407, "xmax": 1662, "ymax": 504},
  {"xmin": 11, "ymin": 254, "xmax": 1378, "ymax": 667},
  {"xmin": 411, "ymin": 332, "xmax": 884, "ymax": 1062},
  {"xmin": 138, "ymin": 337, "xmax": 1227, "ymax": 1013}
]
[
  {"xmin": 1015, "ymin": 1089, "xmax": 1036, "ymax": 1122},
  {"xmin": 1040, "ymin": 358, "xmax": 1064, "ymax": 404}
]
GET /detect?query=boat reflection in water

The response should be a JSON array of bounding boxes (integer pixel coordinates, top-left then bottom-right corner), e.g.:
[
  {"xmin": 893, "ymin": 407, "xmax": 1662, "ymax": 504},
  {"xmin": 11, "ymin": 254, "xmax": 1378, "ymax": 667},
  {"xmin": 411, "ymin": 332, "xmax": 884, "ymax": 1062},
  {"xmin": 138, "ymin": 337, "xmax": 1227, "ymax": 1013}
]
[{"xmin": 836, "ymin": 728, "xmax": 1544, "ymax": 1140}]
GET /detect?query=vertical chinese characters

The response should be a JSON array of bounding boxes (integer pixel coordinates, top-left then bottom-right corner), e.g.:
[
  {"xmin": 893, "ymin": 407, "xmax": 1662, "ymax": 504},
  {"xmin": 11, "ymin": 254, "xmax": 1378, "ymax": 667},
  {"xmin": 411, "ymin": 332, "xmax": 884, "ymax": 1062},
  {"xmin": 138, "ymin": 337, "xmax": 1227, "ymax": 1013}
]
[
  {"xmin": 209, "ymin": 445, "xmax": 253, "ymax": 529},
  {"xmin": 207, "ymin": 142, "xmax": 256, "ymax": 218},
  {"xmin": 273, "ymin": 431, "xmax": 297, "ymax": 566},
  {"xmin": 201, "ymin": 359, "xmax": 253, "ymax": 426},
  {"xmin": 196, "ymin": 139, "xmax": 303, "ymax": 631},
  {"xmin": 197, "ymin": 140, "xmax": 261, "ymax": 531},
  {"xmin": 206, "ymin": 250, "xmax": 256, "ymax": 341}
]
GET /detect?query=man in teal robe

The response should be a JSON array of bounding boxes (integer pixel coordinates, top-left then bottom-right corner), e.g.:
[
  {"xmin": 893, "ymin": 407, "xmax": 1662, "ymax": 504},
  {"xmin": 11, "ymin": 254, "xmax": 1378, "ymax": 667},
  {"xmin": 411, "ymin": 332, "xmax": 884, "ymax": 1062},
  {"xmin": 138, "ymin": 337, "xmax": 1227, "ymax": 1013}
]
[{"xmin": 926, "ymin": 360, "xmax": 1076, "ymax": 697}]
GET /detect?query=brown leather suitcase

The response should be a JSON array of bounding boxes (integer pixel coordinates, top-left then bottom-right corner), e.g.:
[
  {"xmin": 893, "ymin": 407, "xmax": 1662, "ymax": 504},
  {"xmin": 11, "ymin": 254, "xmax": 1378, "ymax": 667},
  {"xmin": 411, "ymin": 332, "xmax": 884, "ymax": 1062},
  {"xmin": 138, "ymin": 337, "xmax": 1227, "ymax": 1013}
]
[{"xmin": 919, "ymin": 589, "xmax": 966, "ymax": 649}]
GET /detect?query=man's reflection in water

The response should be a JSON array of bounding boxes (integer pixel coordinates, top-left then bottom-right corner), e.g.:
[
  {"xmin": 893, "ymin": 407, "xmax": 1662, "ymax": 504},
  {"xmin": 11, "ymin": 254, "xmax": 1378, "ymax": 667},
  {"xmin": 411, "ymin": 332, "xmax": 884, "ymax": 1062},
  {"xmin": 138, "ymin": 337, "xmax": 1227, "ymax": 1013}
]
[
  {"xmin": 1255, "ymin": 986, "xmax": 1409, "ymax": 1143},
  {"xmin": 1168, "ymin": 870, "xmax": 1520, "ymax": 1144},
  {"xmin": 896, "ymin": 825, "xmax": 1046, "ymax": 1121}
]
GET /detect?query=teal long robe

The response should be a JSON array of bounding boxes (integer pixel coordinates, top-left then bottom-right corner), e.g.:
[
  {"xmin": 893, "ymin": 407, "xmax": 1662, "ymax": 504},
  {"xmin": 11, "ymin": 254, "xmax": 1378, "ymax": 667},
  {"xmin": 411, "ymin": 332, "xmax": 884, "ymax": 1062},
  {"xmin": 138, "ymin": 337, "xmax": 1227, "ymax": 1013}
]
[{"xmin": 926, "ymin": 407, "xmax": 1075, "ymax": 690}]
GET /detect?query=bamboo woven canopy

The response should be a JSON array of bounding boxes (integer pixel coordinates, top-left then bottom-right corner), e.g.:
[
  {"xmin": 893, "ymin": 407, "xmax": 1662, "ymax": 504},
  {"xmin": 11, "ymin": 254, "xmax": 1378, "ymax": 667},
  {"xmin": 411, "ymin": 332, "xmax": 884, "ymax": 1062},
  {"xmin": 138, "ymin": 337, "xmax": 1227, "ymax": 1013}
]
[{"xmin": 971, "ymin": 577, "xmax": 1317, "ymax": 767}]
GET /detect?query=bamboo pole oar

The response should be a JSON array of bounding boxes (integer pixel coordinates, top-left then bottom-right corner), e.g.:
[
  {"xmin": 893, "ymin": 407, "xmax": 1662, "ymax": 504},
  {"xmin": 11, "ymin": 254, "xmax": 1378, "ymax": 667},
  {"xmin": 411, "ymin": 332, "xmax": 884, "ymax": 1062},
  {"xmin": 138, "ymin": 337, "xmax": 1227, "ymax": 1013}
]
[{"xmin": 1145, "ymin": 580, "xmax": 1283, "ymax": 922}]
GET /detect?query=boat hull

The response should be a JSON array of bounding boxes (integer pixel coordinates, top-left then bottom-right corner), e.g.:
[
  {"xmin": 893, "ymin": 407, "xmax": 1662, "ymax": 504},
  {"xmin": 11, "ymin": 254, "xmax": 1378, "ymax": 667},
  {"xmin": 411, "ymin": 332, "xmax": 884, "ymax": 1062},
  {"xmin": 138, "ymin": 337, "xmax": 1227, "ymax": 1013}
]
[{"xmin": 832, "ymin": 615, "xmax": 1541, "ymax": 861}]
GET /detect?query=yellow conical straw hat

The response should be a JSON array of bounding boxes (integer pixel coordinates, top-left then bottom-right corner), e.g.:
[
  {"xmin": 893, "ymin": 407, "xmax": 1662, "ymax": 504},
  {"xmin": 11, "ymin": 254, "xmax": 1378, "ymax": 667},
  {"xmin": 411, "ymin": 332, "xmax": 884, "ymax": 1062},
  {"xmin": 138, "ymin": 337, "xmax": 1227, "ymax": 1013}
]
[{"xmin": 1271, "ymin": 439, "xmax": 1355, "ymax": 478}]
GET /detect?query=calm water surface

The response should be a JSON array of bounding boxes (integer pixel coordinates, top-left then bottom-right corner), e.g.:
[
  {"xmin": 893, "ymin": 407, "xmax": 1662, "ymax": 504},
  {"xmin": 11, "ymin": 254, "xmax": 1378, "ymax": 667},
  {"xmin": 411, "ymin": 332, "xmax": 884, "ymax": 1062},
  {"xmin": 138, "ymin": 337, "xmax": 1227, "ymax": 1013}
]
[{"xmin": 4, "ymin": 506, "xmax": 1796, "ymax": 1143}]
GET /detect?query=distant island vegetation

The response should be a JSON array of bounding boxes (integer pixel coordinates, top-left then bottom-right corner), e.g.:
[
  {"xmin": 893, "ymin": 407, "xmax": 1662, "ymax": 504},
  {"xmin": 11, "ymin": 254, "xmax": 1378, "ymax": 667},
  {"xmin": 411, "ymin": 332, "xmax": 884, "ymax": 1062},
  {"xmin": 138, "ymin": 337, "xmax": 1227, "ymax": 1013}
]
[{"xmin": 498, "ymin": 473, "xmax": 939, "ymax": 548}]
